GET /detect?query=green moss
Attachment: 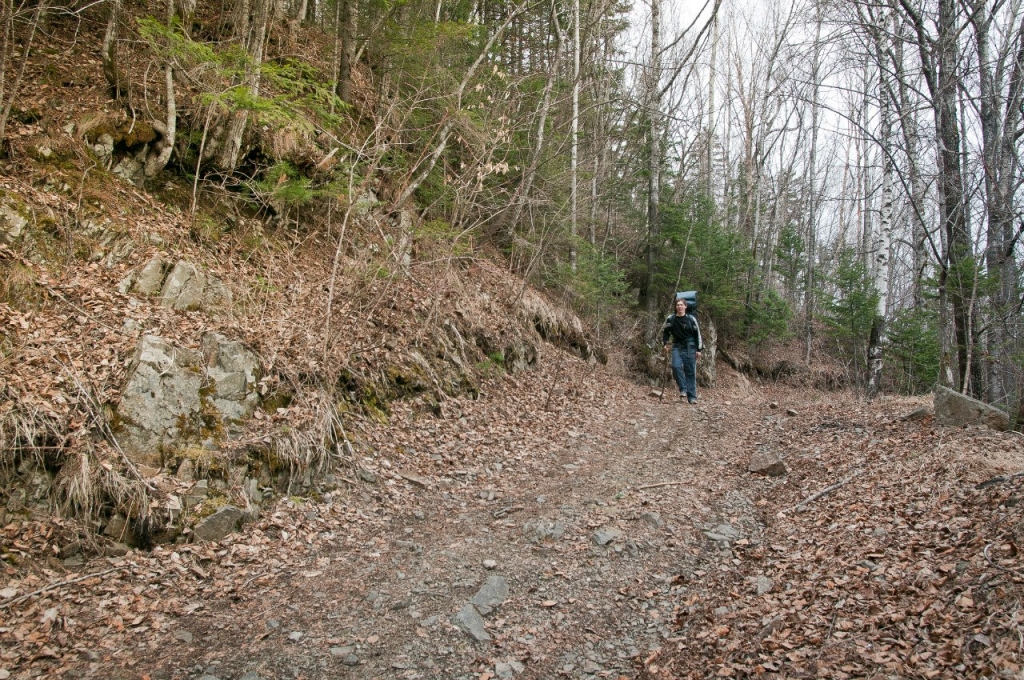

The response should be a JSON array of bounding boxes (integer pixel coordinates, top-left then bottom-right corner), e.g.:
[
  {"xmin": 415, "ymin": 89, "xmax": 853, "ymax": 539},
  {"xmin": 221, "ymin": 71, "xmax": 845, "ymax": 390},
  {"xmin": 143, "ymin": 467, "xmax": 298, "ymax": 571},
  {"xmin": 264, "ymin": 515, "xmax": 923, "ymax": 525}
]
[
  {"xmin": 193, "ymin": 494, "xmax": 228, "ymax": 519},
  {"xmin": 386, "ymin": 363, "xmax": 430, "ymax": 396},
  {"xmin": 190, "ymin": 213, "xmax": 226, "ymax": 244},
  {"xmin": 261, "ymin": 390, "xmax": 294, "ymax": 413}
]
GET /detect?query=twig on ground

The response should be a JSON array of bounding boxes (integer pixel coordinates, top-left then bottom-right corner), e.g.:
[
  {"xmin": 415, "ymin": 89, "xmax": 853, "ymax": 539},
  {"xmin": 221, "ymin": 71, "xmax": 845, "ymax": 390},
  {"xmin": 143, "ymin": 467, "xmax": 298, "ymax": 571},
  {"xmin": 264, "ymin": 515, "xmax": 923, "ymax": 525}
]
[
  {"xmin": 0, "ymin": 565, "xmax": 127, "ymax": 610},
  {"xmin": 983, "ymin": 543, "xmax": 1024, "ymax": 575},
  {"xmin": 781, "ymin": 470, "xmax": 862, "ymax": 515},
  {"xmin": 976, "ymin": 470, "xmax": 1024, "ymax": 489},
  {"xmin": 637, "ymin": 480, "xmax": 686, "ymax": 491}
]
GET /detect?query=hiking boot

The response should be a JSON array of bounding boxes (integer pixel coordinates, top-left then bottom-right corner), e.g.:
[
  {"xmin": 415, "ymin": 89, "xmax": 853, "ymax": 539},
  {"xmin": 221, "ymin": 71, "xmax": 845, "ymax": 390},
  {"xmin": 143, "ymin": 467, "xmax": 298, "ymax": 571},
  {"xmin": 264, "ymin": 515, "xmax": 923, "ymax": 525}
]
[{"xmin": 688, "ymin": 397, "xmax": 697, "ymax": 404}]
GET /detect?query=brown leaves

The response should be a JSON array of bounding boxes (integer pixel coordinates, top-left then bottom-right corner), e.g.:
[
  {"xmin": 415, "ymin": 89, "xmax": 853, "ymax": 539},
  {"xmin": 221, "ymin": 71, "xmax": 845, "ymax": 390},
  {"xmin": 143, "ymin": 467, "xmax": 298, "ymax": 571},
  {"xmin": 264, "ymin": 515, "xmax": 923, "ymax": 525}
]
[{"xmin": 658, "ymin": 394, "xmax": 1024, "ymax": 679}]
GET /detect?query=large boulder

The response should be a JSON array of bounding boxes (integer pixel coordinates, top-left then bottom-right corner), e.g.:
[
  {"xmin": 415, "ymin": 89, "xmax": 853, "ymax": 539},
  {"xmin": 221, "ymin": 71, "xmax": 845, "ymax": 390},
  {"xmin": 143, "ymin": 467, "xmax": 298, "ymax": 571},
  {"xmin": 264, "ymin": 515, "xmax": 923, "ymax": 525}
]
[
  {"xmin": 933, "ymin": 384, "xmax": 1010, "ymax": 431},
  {"xmin": 117, "ymin": 335, "xmax": 204, "ymax": 463},
  {"xmin": 117, "ymin": 333, "xmax": 261, "ymax": 463}
]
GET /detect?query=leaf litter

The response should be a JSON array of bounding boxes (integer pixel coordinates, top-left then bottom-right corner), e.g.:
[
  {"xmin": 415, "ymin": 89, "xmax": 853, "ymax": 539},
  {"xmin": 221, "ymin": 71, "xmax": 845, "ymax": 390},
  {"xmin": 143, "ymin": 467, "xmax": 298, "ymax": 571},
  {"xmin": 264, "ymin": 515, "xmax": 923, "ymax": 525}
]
[{"xmin": 2, "ymin": 360, "xmax": 1022, "ymax": 679}]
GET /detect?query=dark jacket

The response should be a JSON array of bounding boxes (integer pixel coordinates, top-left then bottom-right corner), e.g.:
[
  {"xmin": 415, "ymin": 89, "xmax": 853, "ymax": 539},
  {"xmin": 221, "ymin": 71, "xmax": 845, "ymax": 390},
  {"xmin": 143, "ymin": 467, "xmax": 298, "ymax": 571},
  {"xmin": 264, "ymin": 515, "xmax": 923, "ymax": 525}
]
[{"xmin": 662, "ymin": 313, "xmax": 703, "ymax": 351}]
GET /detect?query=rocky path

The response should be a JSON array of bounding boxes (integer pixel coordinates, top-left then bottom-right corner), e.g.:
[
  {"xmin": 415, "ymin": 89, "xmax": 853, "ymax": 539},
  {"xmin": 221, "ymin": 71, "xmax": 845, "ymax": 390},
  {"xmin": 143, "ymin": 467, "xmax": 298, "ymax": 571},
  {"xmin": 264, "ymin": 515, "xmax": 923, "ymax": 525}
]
[
  {"xmin": 6, "ymin": 354, "xmax": 1024, "ymax": 680},
  {"xmin": 64, "ymin": 356, "xmax": 770, "ymax": 680}
]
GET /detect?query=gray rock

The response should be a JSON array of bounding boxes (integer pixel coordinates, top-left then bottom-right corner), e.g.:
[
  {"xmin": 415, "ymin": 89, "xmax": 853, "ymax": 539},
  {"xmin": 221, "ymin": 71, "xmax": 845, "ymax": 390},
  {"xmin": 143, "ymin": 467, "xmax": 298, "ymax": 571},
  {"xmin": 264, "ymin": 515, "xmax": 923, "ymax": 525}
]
[
  {"xmin": 712, "ymin": 523, "xmax": 741, "ymax": 539},
  {"xmin": 330, "ymin": 646, "xmax": 354, "ymax": 657},
  {"xmin": 133, "ymin": 255, "xmax": 168, "ymax": 295},
  {"xmin": 63, "ymin": 554, "xmax": 85, "ymax": 568},
  {"xmin": 193, "ymin": 505, "xmax": 244, "ymax": 542},
  {"xmin": 397, "ymin": 470, "xmax": 430, "ymax": 488},
  {"xmin": 288, "ymin": 631, "xmax": 304, "ymax": 642},
  {"xmin": 113, "ymin": 149, "xmax": 146, "ymax": 185},
  {"xmin": 202, "ymin": 332, "xmax": 259, "ymax": 423},
  {"xmin": 238, "ymin": 673, "xmax": 265, "ymax": 680},
  {"xmin": 505, "ymin": 341, "xmax": 537, "ymax": 373},
  {"xmin": 117, "ymin": 332, "xmax": 261, "ymax": 463},
  {"xmin": 748, "ymin": 450, "xmax": 787, "ymax": 477},
  {"xmin": 203, "ymin": 277, "xmax": 232, "ymax": 309},
  {"xmin": 933, "ymin": 384, "xmax": 1009, "ymax": 431},
  {"xmin": 705, "ymin": 523, "xmax": 741, "ymax": 545},
  {"xmin": 103, "ymin": 542, "xmax": 130, "ymax": 557},
  {"xmin": 176, "ymin": 458, "xmax": 195, "ymax": 483},
  {"xmin": 755, "ymin": 575, "xmax": 774, "ymax": 595},
  {"xmin": 159, "ymin": 260, "xmax": 207, "ymax": 311},
  {"xmin": 103, "ymin": 514, "xmax": 128, "ymax": 540},
  {"xmin": 902, "ymin": 407, "xmax": 932, "ymax": 421},
  {"xmin": 357, "ymin": 469, "xmax": 378, "ymax": 484},
  {"xmin": 117, "ymin": 335, "xmax": 204, "ymax": 462},
  {"xmin": 495, "ymin": 662, "xmax": 515, "ymax": 678},
  {"xmin": 92, "ymin": 134, "xmax": 114, "ymax": 164},
  {"xmin": 523, "ymin": 519, "xmax": 565, "ymax": 542},
  {"xmin": 0, "ymin": 198, "xmax": 27, "ymax": 242},
  {"xmin": 353, "ymin": 190, "xmax": 379, "ymax": 217},
  {"xmin": 342, "ymin": 654, "xmax": 359, "ymax": 666},
  {"xmin": 173, "ymin": 629, "xmax": 193, "ymax": 643},
  {"xmin": 482, "ymin": 559, "xmax": 498, "ymax": 570},
  {"xmin": 757, "ymin": 616, "xmax": 783, "ymax": 638},
  {"xmin": 592, "ymin": 527, "xmax": 623, "ymax": 546},
  {"xmin": 453, "ymin": 603, "xmax": 491, "ymax": 641},
  {"xmin": 116, "ymin": 274, "xmax": 133, "ymax": 295},
  {"xmin": 196, "ymin": 675, "xmax": 220, "ymax": 680},
  {"xmin": 185, "ymin": 479, "xmax": 208, "ymax": 507},
  {"xmin": 640, "ymin": 512, "xmax": 663, "ymax": 529},
  {"xmin": 471, "ymin": 575, "xmax": 509, "ymax": 615}
]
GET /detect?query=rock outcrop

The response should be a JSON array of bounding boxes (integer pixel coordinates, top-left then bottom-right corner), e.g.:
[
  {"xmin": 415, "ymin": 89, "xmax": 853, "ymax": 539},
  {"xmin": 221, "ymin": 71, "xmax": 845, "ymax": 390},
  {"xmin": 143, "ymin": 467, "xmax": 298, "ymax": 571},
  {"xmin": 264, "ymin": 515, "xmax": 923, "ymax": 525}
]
[
  {"xmin": 117, "ymin": 333, "xmax": 260, "ymax": 463},
  {"xmin": 117, "ymin": 254, "xmax": 232, "ymax": 311}
]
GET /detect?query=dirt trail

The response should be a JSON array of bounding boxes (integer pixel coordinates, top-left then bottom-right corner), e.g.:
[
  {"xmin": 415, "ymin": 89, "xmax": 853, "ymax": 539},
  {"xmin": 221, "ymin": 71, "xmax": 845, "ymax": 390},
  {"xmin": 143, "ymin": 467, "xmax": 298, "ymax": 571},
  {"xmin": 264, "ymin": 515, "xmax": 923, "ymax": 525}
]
[
  {"xmin": 6, "ymin": 355, "xmax": 1024, "ymax": 680},
  {"xmin": 70, "ymin": 357, "xmax": 767, "ymax": 680}
]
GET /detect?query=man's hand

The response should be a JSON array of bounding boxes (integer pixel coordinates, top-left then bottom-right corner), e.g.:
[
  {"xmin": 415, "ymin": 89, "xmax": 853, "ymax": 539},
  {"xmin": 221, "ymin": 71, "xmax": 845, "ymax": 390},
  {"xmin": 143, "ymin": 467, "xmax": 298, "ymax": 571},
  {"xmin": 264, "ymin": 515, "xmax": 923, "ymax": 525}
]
[{"xmin": 663, "ymin": 343, "xmax": 671, "ymax": 354}]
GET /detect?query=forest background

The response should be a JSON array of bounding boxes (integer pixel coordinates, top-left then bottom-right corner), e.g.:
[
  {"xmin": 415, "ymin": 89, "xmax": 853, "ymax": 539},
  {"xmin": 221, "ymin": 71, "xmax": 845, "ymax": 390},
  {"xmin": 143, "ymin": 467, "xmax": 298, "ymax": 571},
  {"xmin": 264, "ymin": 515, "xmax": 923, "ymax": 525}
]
[
  {"xmin": 4, "ymin": 0, "xmax": 1023, "ymax": 406},
  {"xmin": 1, "ymin": 0, "xmax": 1024, "ymax": 540}
]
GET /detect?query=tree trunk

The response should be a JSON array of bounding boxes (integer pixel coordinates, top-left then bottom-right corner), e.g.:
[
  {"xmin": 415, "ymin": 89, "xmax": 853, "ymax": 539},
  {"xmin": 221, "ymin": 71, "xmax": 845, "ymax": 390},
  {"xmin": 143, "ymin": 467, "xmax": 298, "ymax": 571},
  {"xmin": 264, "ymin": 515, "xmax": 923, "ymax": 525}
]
[
  {"xmin": 569, "ymin": 0, "xmax": 580, "ymax": 273},
  {"xmin": 644, "ymin": 0, "xmax": 662, "ymax": 342},
  {"xmin": 867, "ymin": 21, "xmax": 893, "ymax": 400},
  {"xmin": 143, "ymin": 0, "xmax": 177, "ymax": 178},
  {"xmin": 101, "ymin": 0, "xmax": 127, "ymax": 99},
  {"xmin": 336, "ymin": 0, "xmax": 356, "ymax": 104},
  {"xmin": 0, "ymin": 0, "xmax": 47, "ymax": 150},
  {"xmin": 216, "ymin": 0, "xmax": 271, "ymax": 172},
  {"xmin": 804, "ymin": 4, "xmax": 821, "ymax": 364}
]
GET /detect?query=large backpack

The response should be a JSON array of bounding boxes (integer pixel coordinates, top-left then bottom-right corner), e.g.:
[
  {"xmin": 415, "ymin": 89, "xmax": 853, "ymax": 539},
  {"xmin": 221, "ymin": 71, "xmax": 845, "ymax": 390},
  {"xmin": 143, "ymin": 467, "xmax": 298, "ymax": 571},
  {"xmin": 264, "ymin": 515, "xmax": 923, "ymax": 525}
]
[{"xmin": 674, "ymin": 290, "xmax": 698, "ymax": 314}]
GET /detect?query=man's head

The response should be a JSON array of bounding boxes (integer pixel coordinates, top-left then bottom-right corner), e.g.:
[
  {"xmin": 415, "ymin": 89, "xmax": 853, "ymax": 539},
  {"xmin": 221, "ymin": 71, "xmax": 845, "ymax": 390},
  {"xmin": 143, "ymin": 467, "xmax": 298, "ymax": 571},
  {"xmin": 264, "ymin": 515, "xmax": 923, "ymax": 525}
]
[{"xmin": 674, "ymin": 297, "xmax": 687, "ymax": 315}]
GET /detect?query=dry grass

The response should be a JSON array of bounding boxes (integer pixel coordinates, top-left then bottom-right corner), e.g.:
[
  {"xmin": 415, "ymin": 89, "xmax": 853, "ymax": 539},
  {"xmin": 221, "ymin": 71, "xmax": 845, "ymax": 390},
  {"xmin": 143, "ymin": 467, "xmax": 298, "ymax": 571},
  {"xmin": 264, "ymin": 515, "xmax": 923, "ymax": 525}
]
[
  {"xmin": 270, "ymin": 389, "xmax": 349, "ymax": 490},
  {"xmin": 52, "ymin": 447, "xmax": 97, "ymax": 518},
  {"xmin": 0, "ymin": 398, "xmax": 63, "ymax": 479}
]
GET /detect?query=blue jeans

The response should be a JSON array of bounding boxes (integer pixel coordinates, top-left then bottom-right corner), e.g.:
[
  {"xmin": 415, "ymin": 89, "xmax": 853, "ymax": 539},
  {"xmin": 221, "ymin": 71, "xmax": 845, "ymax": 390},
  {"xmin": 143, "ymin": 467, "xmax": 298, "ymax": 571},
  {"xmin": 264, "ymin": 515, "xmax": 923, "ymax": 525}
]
[{"xmin": 671, "ymin": 344, "xmax": 697, "ymax": 400}]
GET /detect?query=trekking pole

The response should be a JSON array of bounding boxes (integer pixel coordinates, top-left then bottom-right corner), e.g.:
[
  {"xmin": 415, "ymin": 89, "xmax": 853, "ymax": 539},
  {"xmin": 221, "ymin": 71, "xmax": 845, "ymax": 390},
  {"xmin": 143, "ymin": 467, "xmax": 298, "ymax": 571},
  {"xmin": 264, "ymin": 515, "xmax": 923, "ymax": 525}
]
[{"xmin": 659, "ymin": 346, "xmax": 670, "ymax": 402}]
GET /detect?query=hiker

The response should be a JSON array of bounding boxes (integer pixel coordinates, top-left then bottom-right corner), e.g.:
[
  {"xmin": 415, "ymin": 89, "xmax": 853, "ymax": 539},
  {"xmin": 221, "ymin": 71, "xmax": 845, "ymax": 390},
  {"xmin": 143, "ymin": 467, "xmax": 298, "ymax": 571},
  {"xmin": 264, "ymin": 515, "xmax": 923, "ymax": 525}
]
[{"xmin": 662, "ymin": 297, "xmax": 703, "ymax": 403}]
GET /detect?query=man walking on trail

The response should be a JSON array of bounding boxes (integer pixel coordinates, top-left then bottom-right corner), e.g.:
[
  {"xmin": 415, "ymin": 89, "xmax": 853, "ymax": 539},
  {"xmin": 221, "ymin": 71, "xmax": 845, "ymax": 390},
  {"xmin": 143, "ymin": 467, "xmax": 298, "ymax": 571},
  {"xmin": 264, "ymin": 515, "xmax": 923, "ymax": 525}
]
[{"xmin": 662, "ymin": 297, "xmax": 703, "ymax": 403}]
